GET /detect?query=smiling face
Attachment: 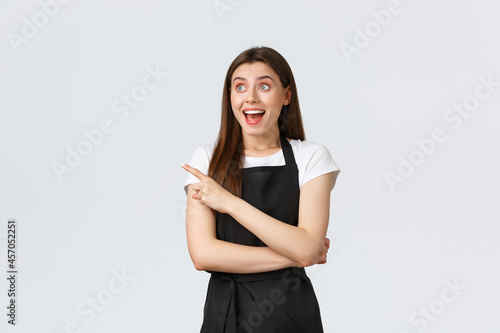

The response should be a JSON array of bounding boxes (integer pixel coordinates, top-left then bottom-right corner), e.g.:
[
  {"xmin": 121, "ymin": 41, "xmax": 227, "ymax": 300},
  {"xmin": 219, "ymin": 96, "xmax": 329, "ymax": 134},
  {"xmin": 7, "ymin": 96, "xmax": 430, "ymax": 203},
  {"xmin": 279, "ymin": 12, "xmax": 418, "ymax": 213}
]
[{"xmin": 230, "ymin": 62, "xmax": 291, "ymax": 138}]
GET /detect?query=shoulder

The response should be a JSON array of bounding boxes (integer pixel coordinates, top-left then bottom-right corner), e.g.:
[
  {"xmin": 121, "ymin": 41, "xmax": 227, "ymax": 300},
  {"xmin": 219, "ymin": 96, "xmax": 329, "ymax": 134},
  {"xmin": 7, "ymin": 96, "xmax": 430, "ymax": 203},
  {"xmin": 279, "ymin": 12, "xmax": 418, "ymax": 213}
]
[
  {"xmin": 289, "ymin": 138, "xmax": 333, "ymax": 162},
  {"xmin": 186, "ymin": 141, "xmax": 217, "ymax": 168},
  {"xmin": 289, "ymin": 138, "xmax": 340, "ymax": 190},
  {"xmin": 190, "ymin": 143, "xmax": 215, "ymax": 161}
]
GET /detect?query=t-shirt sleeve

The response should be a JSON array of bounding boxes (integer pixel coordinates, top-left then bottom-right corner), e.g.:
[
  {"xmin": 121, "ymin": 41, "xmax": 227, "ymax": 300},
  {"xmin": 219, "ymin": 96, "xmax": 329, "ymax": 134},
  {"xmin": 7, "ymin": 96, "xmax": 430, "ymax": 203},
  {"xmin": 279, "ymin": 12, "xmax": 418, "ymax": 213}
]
[
  {"xmin": 302, "ymin": 144, "xmax": 340, "ymax": 191},
  {"xmin": 183, "ymin": 145, "xmax": 210, "ymax": 195}
]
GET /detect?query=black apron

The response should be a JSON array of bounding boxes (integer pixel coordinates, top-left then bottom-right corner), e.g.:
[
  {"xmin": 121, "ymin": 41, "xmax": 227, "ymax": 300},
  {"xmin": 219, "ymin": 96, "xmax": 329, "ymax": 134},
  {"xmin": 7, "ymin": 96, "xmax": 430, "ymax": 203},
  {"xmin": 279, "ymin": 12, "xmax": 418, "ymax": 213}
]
[{"xmin": 201, "ymin": 134, "xmax": 324, "ymax": 333}]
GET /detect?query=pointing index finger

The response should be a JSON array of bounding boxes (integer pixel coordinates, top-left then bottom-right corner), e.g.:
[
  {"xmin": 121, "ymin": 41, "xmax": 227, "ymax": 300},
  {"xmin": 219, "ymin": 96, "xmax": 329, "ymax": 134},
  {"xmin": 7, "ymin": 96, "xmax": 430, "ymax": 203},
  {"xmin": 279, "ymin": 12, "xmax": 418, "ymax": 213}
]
[{"xmin": 181, "ymin": 163, "xmax": 208, "ymax": 181}]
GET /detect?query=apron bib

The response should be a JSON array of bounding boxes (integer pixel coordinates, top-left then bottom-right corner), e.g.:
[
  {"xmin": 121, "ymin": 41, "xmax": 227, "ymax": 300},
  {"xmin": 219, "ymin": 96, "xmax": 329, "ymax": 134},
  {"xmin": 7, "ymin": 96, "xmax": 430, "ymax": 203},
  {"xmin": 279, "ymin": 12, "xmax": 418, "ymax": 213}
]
[{"xmin": 201, "ymin": 134, "xmax": 324, "ymax": 333}]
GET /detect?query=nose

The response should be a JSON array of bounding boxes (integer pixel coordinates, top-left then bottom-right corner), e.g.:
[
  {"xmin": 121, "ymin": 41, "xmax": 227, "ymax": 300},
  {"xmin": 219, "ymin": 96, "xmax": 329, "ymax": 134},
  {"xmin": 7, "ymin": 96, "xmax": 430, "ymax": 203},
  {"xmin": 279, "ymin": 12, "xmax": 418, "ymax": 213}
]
[{"xmin": 245, "ymin": 86, "xmax": 259, "ymax": 103}]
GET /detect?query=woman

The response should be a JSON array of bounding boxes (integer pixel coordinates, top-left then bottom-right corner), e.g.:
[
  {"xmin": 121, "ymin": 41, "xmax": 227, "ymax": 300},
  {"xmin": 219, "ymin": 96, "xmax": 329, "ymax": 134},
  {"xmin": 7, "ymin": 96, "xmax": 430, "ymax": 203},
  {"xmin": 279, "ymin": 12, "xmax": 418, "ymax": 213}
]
[{"xmin": 182, "ymin": 46, "xmax": 340, "ymax": 333}]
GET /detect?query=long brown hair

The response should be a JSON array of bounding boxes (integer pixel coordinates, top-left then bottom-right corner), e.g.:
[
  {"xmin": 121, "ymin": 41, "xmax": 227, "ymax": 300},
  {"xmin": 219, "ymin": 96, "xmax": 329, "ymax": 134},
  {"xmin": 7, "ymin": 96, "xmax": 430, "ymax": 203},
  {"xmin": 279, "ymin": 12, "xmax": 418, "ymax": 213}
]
[{"xmin": 208, "ymin": 46, "xmax": 305, "ymax": 197}]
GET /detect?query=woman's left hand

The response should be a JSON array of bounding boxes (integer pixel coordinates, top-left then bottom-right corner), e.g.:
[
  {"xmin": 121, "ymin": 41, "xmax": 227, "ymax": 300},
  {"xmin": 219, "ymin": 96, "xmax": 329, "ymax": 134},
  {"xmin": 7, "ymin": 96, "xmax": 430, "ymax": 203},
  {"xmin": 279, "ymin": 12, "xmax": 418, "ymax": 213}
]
[
  {"xmin": 316, "ymin": 237, "xmax": 330, "ymax": 265},
  {"xmin": 182, "ymin": 163, "xmax": 236, "ymax": 214}
]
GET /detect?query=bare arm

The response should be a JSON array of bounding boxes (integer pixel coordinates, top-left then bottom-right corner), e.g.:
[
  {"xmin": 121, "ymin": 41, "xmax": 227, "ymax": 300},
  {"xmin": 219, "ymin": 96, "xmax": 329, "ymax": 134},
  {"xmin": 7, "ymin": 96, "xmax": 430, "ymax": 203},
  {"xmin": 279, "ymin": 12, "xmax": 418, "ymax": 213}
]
[
  {"xmin": 227, "ymin": 171, "xmax": 339, "ymax": 267},
  {"xmin": 185, "ymin": 184, "xmax": 300, "ymax": 273}
]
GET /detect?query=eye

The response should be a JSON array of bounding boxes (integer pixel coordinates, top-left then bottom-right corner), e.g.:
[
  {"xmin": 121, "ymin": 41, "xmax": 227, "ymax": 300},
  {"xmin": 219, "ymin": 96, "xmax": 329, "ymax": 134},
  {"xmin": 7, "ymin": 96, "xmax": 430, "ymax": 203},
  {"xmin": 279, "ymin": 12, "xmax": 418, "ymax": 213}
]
[
  {"xmin": 236, "ymin": 85, "xmax": 246, "ymax": 92},
  {"xmin": 259, "ymin": 84, "xmax": 270, "ymax": 90}
]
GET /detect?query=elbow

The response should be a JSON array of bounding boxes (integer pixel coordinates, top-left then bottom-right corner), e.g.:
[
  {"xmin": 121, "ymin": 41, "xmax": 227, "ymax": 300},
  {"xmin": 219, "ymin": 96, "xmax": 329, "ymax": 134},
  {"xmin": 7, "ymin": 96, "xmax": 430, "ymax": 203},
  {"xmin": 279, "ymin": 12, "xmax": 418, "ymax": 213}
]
[
  {"xmin": 294, "ymin": 249, "xmax": 316, "ymax": 267},
  {"xmin": 296, "ymin": 243, "xmax": 325, "ymax": 267},
  {"xmin": 189, "ymin": 250, "xmax": 208, "ymax": 271},
  {"xmin": 297, "ymin": 255, "xmax": 316, "ymax": 268},
  {"xmin": 188, "ymin": 239, "xmax": 217, "ymax": 271},
  {"xmin": 193, "ymin": 261, "xmax": 205, "ymax": 271},
  {"xmin": 191, "ymin": 255, "xmax": 208, "ymax": 271}
]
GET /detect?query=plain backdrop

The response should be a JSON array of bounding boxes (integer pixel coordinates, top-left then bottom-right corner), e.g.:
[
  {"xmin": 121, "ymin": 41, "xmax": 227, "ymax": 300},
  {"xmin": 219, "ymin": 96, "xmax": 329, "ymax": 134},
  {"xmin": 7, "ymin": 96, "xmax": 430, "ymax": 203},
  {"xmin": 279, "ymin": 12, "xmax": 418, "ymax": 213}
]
[{"xmin": 1, "ymin": 0, "xmax": 499, "ymax": 332}]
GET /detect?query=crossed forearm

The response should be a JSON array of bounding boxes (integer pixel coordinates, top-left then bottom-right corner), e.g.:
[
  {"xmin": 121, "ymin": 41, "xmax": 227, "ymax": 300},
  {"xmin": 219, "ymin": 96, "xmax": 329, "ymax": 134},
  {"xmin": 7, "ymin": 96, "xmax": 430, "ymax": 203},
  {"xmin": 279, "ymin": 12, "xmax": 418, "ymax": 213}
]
[
  {"xmin": 193, "ymin": 239, "xmax": 299, "ymax": 274},
  {"xmin": 226, "ymin": 197, "xmax": 325, "ymax": 267}
]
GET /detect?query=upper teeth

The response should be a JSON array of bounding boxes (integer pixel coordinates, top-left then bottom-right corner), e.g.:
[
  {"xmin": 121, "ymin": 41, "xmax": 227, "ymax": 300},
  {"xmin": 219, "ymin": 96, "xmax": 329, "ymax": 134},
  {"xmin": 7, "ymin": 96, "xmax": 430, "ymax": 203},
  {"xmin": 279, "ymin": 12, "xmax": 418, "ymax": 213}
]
[{"xmin": 244, "ymin": 110, "xmax": 265, "ymax": 114}]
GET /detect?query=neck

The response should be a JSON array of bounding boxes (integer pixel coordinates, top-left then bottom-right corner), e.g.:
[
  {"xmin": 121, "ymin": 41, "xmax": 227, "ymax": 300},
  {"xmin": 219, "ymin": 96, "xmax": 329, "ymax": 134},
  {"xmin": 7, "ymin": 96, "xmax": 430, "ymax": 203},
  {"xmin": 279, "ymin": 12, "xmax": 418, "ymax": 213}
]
[{"xmin": 241, "ymin": 129, "xmax": 281, "ymax": 152}]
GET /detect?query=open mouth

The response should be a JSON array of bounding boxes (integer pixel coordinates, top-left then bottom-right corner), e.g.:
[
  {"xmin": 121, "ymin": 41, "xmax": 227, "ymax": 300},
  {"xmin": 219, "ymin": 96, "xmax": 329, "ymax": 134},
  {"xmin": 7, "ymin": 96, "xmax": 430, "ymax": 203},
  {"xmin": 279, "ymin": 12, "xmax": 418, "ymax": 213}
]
[{"xmin": 244, "ymin": 110, "xmax": 266, "ymax": 121}]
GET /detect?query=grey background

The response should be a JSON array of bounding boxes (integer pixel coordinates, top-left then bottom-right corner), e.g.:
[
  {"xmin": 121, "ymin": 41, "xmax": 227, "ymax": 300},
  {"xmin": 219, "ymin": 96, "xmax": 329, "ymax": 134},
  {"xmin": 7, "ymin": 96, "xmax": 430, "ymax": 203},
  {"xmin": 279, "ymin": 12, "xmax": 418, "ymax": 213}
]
[{"xmin": 1, "ymin": 0, "xmax": 499, "ymax": 332}]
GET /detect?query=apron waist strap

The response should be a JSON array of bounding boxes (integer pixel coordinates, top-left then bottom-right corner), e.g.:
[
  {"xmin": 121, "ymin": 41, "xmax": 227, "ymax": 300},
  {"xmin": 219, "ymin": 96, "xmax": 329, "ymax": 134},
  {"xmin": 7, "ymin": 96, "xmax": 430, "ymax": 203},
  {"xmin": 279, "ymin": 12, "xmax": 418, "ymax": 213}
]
[
  {"xmin": 210, "ymin": 266, "xmax": 306, "ymax": 282},
  {"xmin": 208, "ymin": 267, "xmax": 307, "ymax": 333}
]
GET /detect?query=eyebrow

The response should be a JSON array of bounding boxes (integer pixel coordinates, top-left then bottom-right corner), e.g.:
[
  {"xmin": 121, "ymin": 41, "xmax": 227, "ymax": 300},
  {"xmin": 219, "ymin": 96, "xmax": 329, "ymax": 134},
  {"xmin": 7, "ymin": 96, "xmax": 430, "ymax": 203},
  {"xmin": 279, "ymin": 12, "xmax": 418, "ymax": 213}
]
[{"xmin": 232, "ymin": 75, "xmax": 274, "ymax": 83}]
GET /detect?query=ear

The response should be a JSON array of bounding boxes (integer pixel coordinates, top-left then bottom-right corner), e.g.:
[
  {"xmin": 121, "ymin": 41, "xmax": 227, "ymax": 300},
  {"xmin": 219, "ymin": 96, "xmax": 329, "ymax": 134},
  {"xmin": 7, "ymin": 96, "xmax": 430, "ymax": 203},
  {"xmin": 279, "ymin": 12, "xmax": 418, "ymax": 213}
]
[{"xmin": 283, "ymin": 86, "xmax": 291, "ymax": 105}]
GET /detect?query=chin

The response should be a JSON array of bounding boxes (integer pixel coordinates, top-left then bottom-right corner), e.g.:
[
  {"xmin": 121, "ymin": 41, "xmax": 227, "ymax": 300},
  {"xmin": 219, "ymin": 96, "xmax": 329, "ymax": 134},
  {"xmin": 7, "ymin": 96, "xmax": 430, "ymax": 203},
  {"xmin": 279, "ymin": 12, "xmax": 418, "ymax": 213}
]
[{"xmin": 242, "ymin": 128, "xmax": 261, "ymax": 136}]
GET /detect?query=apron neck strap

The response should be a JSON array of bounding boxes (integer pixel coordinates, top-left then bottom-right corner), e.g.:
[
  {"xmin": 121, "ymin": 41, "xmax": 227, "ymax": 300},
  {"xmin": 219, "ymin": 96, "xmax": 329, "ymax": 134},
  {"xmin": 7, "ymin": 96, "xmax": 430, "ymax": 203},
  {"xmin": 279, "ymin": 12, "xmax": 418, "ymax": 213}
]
[{"xmin": 280, "ymin": 134, "xmax": 296, "ymax": 167}]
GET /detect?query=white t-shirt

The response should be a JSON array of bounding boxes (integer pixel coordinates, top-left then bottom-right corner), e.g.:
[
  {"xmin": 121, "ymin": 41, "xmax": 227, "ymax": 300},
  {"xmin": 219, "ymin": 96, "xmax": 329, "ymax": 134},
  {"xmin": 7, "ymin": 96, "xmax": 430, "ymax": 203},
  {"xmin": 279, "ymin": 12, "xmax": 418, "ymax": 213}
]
[{"xmin": 183, "ymin": 139, "xmax": 340, "ymax": 195}]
